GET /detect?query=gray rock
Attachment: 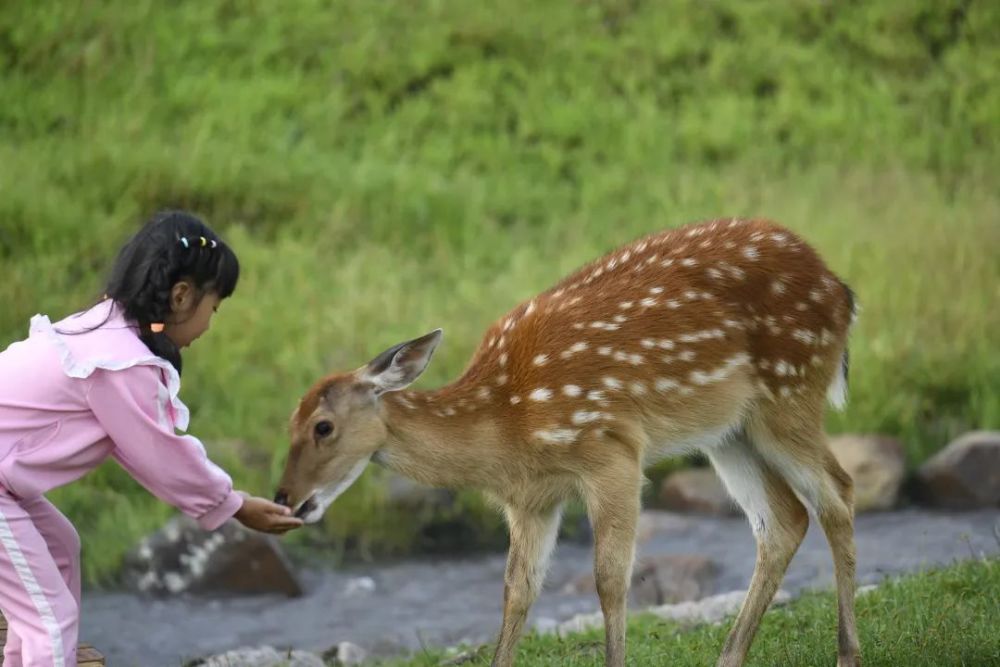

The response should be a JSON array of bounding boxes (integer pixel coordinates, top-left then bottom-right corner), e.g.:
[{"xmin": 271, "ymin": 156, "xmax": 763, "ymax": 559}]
[
  {"xmin": 630, "ymin": 554, "xmax": 718, "ymax": 606},
  {"xmin": 322, "ymin": 641, "xmax": 368, "ymax": 666},
  {"xmin": 829, "ymin": 434, "xmax": 906, "ymax": 511},
  {"xmin": 122, "ymin": 515, "xmax": 303, "ymax": 598},
  {"xmin": 917, "ymin": 431, "xmax": 1000, "ymax": 509},
  {"xmin": 189, "ymin": 646, "xmax": 324, "ymax": 667},
  {"xmin": 562, "ymin": 554, "xmax": 717, "ymax": 606},
  {"xmin": 659, "ymin": 468, "xmax": 740, "ymax": 516},
  {"xmin": 646, "ymin": 588, "xmax": 791, "ymax": 625}
]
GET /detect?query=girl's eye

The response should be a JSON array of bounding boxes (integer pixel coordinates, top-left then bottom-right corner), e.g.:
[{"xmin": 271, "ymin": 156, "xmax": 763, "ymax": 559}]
[{"xmin": 314, "ymin": 420, "xmax": 334, "ymax": 439}]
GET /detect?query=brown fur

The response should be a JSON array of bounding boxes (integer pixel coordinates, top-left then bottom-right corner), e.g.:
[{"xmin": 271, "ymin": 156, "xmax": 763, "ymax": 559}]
[{"xmin": 277, "ymin": 218, "xmax": 861, "ymax": 667}]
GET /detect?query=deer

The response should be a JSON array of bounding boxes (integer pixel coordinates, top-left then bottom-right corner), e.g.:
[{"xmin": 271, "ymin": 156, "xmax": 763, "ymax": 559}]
[{"xmin": 274, "ymin": 217, "xmax": 861, "ymax": 667}]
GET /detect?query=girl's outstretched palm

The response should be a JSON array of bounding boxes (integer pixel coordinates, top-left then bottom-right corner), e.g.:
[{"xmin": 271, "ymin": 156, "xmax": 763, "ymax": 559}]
[{"xmin": 234, "ymin": 494, "xmax": 304, "ymax": 534}]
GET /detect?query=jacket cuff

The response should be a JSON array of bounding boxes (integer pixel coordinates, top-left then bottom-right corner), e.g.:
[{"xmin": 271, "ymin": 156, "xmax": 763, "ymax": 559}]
[{"xmin": 196, "ymin": 490, "xmax": 244, "ymax": 531}]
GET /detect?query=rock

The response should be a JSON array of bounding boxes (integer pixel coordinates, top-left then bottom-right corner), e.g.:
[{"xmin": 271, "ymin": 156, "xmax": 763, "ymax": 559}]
[
  {"xmin": 829, "ymin": 434, "xmax": 906, "ymax": 511},
  {"xmin": 343, "ymin": 576, "xmax": 376, "ymax": 597},
  {"xmin": 916, "ymin": 431, "xmax": 1000, "ymax": 509},
  {"xmin": 562, "ymin": 554, "xmax": 717, "ymax": 606},
  {"xmin": 857, "ymin": 584, "xmax": 878, "ymax": 597},
  {"xmin": 647, "ymin": 588, "xmax": 792, "ymax": 626},
  {"xmin": 322, "ymin": 641, "xmax": 368, "ymax": 666},
  {"xmin": 635, "ymin": 510, "xmax": 691, "ymax": 544},
  {"xmin": 630, "ymin": 554, "xmax": 718, "ymax": 606},
  {"xmin": 659, "ymin": 468, "xmax": 740, "ymax": 516},
  {"xmin": 188, "ymin": 646, "xmax": 325, "ymax": 667},
  {"xmin": 122, "ymin": 515, "xmax": 303, "ymax": 598},
  {"xmin": 384, "ymin": 474, "xmax": 453, "ymax": 512}
]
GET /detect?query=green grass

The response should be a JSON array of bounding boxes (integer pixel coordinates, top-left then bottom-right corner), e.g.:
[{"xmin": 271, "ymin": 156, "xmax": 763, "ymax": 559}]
[
  {"xmin": 0, "ymin": 1, "xmax": 998, "ymax": 584},
  {"xmin": 381, "ymin": 558, "xmax": 1000, "ymax": 666}
]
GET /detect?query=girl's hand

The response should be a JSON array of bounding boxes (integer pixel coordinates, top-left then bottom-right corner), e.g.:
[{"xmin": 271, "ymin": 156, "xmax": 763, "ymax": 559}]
[{"xmin": 234, "ymin": 494, "xmax": 304, "ymax": 535}]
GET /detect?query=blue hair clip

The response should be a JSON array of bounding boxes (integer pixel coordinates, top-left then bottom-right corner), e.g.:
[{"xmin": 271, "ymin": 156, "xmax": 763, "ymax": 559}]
[{"xmin": 179, "ymin": 237, "xmax": 190, "ymax": 248}]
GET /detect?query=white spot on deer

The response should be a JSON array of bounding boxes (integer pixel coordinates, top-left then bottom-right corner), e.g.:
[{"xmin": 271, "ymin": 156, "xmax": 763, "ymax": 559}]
[
  {"xmin": 774, "ymin": 360, "xmax": 795, "ymax": 377},
  {"xmin": 649, "ymin": 286, "xmax": 664, "ymax": 295},
  {"xmin": 810, "ymin": 288, "xmax": 825, "ymax": 303},
  {"xmin": 780, "ymin": 386, "xmax": 793, "ymax": 398},
  {"xmin": 700, "ymin": 240, "xmax": 712, "ymax": 249},
  {"xmin": 613, "ymin": 314, "xmax": 628, "ymax": 324},
  {"xmin": 681, "ymin": 258, "xmax": 698, "ymax": 267},
  {"xmin": 640, "ymin": 339, "xmax": 656, "ymax": 349},
  {"xmin": 535, "ymin": 428, "xmax": 579, "ymax": 444},
  {"xmin": 496, "ymin": 374, "xmax": 508, "ymax": 385},
  {"xmin": 771, "ymin": 280, "xmax": 786, "ymax": 295},
  {"xmin": 684, "ymin": 290, "xmax": 699, "ymax": 301},
  {"xmin": 444, "ymin": 407, "xmax": 457, "ymax": 416},
  {"xmin": 396, "ymin": 395, "xmax": 416, "ymax": 410},
  {"xmin": 621, "ymin": 251, "xmax": 632, "ymax": 263},
  {"xmin": 586, "ymin": 390, "xmax": 607, "ymax": 402},
  {"xmin": 665, "ymin": 299, "xmax": 681, "ymax": 309},
  {"xmin": 503, "ymin": 318, "xmax": 515, "ymax": 332},
  {"xmin": 743, "ymin": 246, "xmax": 759, "ymax": 260},
  {"xmin": 655, "ymin": 378, "xmax": 680, "ymax": 392},
  {"xmin": 613, "ymin": 350, "xmax": 629, "ymax": 362},
  {"xmin": 477, "ymin": 387, "xmax": 491, "ymax": 400},
  {"xmin": 660, "ymin": 259, "xmax": 675, "ymax": 268},
  {"xmin": 563, "ymin": 384, "xmax": 582, "ymax": 397},
  {"xmin": 795, "ymin": 302, "xmax": 808, "ymax": 312},
  {"xmin": 572, "ymin": 322, "xmax": 584, "ymax": 330},
  {"xmin": 525, "ymin": 300, "xmax": 537, "ymax": 316},
  {"xmin": 597, "ymin": 346, "xmax": 612, "ymax": 356},
  {"xmin": 723, "ymin": 318, "xmax": 743, "ymax": 329},
  {"xmin": 602, "ymin": 377, "xmax": 623, "ymax": 390},
  {"xmin": 553, "ymin": 288, "xmax": 566, "ymax": 298},
  {"xmin": 510, "ymin": 395, "xmax": 521, "ymax": 405},
  {"xmin": 487, "ymin": 336, "xmax": 497, "ymax": 348},
  {"xmin": 792, "ymin": 329, "xmax": 817, "ymax": 345},
  {"xmin": 658, "ymin": 339, "xmax": 675, "ymax": 349},
  {"xmin": 530, "ymin": 388, "xmax": 553, "ymax": 402},
  {"xmin": 499, "ymin": 352, "xmax": 509, "ymax": 367},
  {"xmin": 678, "ymin": 350, "xmax": 697, "ymax": 362},
  {"xmin": 707, "ymin": 267, "xmax": 724, "ymax": 280},
  {"xmin": 619, "ymin": 300, "xmax": 634, "ymax": 309},
  {"xmin": 629, "ymin": 381, "xmax": 647, "ymax": 396},
  {"xmin": 640, "ymin": 297, "xmax": 658, "ymax": 308},
  {"xmin": 810, "ymin": 354, "xmax": 823, "ymax": 367},
  {"xmin": 533, "ymin": 354, "xmax": 549, "ymax": 366},
  {"xmin": 636, "ymin": 241, "xmax": 649, "ymax": 252},
  {"xmin": 724, "ymin": 241, "xmax": 736, "ymax": 249},
  {"xmin": 819, "ymin": 329, "xmax": 834, "ymax": 346},
  {"xmin": 568, "ymin": 296, "xmax": 583, "ymax": 306},
  {"xmin": 724, "ymin": 264, "xmax": 746, "ymax": 280},
  {"xmin": 606, "ymin": 258, "xmax": 618, "ymax": 271},
  {"xmin": 771, "ymin": 233, "xmax": 788, "ymax": 245},
  {"xmin": 571, "ymin": 410, "xmax": 609, "ymax": 425},
  {"xmin": 646, "ymin": 254, "xmax": 658, "ymax": 264},
  {"xmin": 728, "ymin": 219, "xmax": 741, "ymax": 228},
  {"xmin": 498, "ymin": 336, "xmax": 506, "ymax": 349},
  {"xmin": 627, "ymin": 353, "xmax": 645, "ymax": 365}
]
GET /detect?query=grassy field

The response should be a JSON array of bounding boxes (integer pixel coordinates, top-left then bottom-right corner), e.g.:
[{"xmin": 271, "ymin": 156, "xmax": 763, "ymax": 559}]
[
  {"xmin": 1, "ymin": 1, "xmax": 998, "ymax": 584},
  {"xmin": 382, "ymin": 558, "xmax": 1000, "ymax": 666}
]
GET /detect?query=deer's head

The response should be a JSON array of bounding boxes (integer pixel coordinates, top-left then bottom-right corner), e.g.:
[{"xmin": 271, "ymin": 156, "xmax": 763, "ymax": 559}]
[{"xmin": 274, "ymin": 329, "xmax": 442, "ymax": 523}]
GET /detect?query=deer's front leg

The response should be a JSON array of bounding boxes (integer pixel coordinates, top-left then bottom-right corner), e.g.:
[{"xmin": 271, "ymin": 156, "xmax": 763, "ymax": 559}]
[
  {"xmin": 584, "ymin": 458, "xmax": 642, "ymax": 667},
  {"xmin": 491, "ymin": 503, "xmax": 563, "ymax": 667}
]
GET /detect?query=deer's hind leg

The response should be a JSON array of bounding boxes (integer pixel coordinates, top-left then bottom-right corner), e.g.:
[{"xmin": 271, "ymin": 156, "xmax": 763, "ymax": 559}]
[
  {"xmin": 707, "ymin": 434, "xmax": 810, "ymax": 667},
  {"xmin": 746, "ymin": 403, "xmax": 861, "ymax": 667}
]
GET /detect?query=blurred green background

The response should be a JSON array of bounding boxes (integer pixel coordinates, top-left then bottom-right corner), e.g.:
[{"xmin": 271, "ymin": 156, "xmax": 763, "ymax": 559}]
[{"xmin": 1, "ymin": 0, "xmax": 997, "ymax": 586}]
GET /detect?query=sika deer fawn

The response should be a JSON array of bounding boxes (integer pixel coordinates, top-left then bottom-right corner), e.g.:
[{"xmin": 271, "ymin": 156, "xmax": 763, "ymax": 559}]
[{"xmin": 275, "ymin": 218, "xmax": 860, "ymax": 667}]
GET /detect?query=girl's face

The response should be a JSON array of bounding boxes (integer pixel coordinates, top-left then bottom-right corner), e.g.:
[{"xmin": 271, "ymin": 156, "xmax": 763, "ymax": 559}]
[{"xmin": 164, "ymin": 281, "xmax": 222, "ymax": 348}]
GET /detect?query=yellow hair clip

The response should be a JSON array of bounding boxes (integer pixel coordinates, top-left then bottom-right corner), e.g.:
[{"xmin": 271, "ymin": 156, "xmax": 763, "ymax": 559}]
[{"xmin": 200, "ymin": 236, "xmax": 207, "ymax": 247}]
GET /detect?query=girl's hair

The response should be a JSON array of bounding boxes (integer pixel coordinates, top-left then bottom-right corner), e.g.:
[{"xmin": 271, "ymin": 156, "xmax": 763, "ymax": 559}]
[{"xmin": 88, "ymin": 210, "xmax": 239, "ymax": 374}]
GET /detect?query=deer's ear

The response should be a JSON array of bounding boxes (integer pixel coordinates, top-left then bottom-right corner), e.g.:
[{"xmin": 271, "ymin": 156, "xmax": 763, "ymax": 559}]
[{"xmin": 359, "ymin": 329, "xmax": 443, "ymax": 396}]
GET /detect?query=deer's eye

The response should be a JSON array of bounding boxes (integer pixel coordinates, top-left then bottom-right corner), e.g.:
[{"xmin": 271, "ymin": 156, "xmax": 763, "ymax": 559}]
[{"xmin": 314, "ymin": 420, "xmax": 334, "ymax": 439}]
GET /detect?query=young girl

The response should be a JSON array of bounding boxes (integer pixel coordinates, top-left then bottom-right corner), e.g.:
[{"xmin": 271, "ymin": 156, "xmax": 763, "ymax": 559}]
[{"xmin": 0, "ymin": 210, "xmax": 302, "ymax": 666}]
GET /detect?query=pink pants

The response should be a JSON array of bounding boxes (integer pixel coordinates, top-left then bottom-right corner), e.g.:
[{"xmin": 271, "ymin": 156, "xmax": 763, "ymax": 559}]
[{"xmin": 0, "ymin": 489, "xmax": 80, "ymax": 667}]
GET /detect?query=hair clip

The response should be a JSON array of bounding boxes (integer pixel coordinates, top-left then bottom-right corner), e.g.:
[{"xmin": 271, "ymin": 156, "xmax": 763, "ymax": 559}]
[
  {"xmin": 200, "ymin": 236, "xmax": 207, "ymax": 247},
  {"xmin": 150, "ymin": 323, "xmax": 165, "ymax": 333},
  {"xmin": 179, "ymin": 237, "xmax": 190, "ymax": 248},
  {"xmin": 210, "ymin": 239, "xmax": 218, "ymax": 248}
]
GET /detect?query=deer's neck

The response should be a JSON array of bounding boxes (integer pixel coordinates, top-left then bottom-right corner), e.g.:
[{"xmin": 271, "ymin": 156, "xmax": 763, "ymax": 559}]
[{"xmin": 377, "ymin": 386, "xmax": 506, "ymax": 491}]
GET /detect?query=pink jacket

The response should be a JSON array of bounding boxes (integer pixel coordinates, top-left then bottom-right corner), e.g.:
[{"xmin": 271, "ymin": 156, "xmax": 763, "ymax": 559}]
[{"xmin": 0, "ymin": 301, "xmax": 243, "ymax": 530}]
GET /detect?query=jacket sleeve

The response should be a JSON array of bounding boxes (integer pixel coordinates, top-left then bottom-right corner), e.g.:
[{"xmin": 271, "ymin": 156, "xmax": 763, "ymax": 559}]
[{"xmin": 85, "ymin": 366, "xmax": 244, "ymax": 530}]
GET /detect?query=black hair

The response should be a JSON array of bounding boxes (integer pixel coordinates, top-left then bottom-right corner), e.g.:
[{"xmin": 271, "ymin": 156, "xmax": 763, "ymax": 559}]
[{"xmin": 70, "ymin": 210, "xmax": 240, "ymax": 374}]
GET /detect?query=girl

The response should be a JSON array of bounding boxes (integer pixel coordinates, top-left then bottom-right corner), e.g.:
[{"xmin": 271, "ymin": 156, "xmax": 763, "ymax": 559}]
[{"xmin": 0, "ymin": 210, "xmax": 302, "ymax": 666}]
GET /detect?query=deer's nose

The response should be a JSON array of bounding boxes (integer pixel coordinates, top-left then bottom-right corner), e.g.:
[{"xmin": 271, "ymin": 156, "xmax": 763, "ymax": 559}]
[{"xmin": 274, "ymin": 490, "xmax": 289, "ymax": 507}]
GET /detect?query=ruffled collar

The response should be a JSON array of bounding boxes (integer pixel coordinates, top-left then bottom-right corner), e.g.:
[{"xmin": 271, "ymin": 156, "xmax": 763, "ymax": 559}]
[{"xmin": 29, "ymin": 301, "xmax": 190, "ymax": 431}]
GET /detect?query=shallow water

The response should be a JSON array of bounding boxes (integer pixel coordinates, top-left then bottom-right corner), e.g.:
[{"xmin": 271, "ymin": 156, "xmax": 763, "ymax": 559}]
[{"xmin": 80, "ymin": 508, "xmax": 1000, "ymax": 666}]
